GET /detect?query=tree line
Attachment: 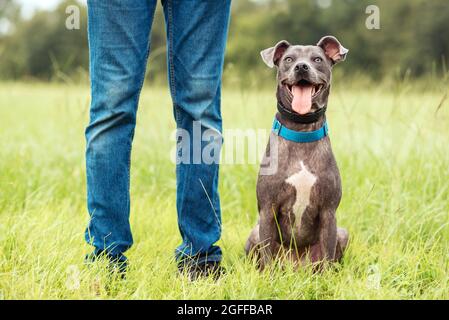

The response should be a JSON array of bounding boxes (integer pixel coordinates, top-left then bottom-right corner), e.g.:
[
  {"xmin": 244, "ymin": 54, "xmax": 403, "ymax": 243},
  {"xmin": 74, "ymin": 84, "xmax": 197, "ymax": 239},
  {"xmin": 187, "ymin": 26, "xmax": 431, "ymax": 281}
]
[{"xmin": 0, "ymin": 0, "xmax": 448, "ymax": 84}]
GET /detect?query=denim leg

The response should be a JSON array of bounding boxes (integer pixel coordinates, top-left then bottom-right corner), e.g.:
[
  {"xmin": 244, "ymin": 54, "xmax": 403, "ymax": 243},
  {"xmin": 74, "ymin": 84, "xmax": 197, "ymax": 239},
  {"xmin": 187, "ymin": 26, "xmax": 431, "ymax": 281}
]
[
  {"xmin": 85, "ymin": 0, "xmax": 157, "ymax": 256},
  {"xmin": 163, "ymin": 0, "xmax": 232, "ymax": 264}
]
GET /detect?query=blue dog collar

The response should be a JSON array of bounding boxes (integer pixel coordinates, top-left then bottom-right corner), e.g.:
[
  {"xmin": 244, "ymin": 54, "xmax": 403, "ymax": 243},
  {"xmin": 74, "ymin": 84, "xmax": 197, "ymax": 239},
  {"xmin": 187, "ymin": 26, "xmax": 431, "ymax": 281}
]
[{"xmin": 272, "ymin": 118, "xmax": 328, "ymax": 143}]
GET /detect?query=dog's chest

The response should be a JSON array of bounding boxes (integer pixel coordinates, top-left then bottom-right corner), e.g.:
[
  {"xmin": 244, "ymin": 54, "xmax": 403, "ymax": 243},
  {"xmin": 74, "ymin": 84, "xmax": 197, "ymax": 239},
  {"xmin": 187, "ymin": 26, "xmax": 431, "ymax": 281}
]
[{"xmin": 284, "ymin": 161, "xmax": 317, "ymax": 227}]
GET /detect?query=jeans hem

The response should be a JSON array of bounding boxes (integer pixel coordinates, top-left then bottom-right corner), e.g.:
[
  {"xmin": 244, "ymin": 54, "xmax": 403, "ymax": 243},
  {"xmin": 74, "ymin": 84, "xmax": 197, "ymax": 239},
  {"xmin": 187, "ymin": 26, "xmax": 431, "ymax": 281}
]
[{"xmin": 176, "ymin": 254, "xmax": 222, "ymax": 265}]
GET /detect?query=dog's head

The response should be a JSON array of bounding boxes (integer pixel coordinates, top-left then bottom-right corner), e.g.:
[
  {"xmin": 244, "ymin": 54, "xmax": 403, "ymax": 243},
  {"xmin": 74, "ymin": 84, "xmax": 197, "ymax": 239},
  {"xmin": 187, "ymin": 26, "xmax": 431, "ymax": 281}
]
[{"xmin": 261, "ymin": 36, "xmax": 348, "ymax": 115}]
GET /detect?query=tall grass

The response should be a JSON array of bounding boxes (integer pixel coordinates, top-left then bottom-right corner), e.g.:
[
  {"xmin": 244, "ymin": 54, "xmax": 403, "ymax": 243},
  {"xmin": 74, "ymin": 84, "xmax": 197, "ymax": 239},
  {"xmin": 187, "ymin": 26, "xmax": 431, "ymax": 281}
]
[{"xmin": 0, "ymin": 81, "xmax": 448, "ymax": 299}]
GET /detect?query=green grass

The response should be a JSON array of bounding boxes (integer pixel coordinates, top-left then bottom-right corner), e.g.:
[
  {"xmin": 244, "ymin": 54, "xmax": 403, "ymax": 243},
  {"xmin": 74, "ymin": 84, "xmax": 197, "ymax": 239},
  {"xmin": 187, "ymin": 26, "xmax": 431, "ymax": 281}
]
[{"xmin": 0, "ymin": 82, "xmax": 448, "ymax": 299}]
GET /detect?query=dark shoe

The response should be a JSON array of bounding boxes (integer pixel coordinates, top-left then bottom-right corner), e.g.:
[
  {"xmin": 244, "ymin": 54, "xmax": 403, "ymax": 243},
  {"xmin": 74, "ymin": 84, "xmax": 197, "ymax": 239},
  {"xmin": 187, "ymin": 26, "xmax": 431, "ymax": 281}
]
[
  {"xmin": 85, "ymin": 250, "xmax": 128, "ymax": 279},
  {"xmin": 178, "ymin": 261, "xmax": 226, "ymax": 281}
]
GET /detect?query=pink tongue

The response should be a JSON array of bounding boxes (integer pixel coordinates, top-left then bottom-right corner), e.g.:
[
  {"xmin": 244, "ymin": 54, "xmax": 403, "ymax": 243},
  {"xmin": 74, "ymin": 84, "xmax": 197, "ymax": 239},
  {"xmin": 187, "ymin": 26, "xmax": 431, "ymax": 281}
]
[{"xmin": 292, "ymin": 85, "xmax": 313, "ymax": 115}]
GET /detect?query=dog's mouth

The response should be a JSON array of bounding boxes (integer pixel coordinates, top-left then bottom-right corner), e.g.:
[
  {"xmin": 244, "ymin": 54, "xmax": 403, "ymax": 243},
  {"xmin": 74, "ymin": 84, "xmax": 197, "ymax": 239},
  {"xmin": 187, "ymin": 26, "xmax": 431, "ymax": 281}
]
[{"xmin": 285, "ymin": 80, "xmax": 324, "ymax": 115}]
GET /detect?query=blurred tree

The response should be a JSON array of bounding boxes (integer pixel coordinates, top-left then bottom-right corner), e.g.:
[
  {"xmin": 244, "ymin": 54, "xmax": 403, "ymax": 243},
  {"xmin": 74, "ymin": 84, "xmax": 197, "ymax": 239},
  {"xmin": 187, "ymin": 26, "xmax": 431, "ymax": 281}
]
[
  {"xmin": 0, "ymin": 0, "xmax": 88, "ymax": 80},
  {"xmin": 0, "ymin": 0, "xmax": 20, "ymax": 35},
  {"xmin": 225, "ymin": 0, "xmax": 449, "ymax": 83},
  {"xmin": 0, "ymin": 0, "xmax": 19, "ymax": 18},
  {"xmin": 0, "ymin": 0, "xmax": 448, "ymax": 82}
]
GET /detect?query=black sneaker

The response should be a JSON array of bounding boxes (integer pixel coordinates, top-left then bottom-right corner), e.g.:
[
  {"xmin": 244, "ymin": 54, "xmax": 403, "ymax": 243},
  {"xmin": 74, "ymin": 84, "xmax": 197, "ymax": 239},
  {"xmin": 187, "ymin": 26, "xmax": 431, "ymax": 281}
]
[
  {"xmin": 178, "ymin": 261, "xmax": 226, "ymax": 281},
  {"xmin": 85, "ymin": 250, "xmax": 128, "ymax": 279}
]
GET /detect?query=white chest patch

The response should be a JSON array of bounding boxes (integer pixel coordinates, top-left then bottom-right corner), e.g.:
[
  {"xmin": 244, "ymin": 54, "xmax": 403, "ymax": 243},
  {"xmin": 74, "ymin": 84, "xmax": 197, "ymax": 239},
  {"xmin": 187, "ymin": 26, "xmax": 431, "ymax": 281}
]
[{"xmin": 285, "ymin": 161, "xmax": 317, "ymax": 227}]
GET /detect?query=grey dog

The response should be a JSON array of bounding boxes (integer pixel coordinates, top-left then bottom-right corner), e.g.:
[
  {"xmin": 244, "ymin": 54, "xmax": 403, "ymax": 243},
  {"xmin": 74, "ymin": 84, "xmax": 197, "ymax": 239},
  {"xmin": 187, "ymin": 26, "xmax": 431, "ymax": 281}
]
[{"xmin": 245, "ymin": 36, "xmax": 349, "ymax": 270}]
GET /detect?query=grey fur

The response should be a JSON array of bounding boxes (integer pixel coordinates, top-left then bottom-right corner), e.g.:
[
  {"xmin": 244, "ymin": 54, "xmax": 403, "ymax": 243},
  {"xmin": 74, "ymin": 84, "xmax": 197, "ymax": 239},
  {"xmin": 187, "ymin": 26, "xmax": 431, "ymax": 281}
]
[{"xmin": 246, "ymin": 36, "xmax": 349, "ymax": 270}]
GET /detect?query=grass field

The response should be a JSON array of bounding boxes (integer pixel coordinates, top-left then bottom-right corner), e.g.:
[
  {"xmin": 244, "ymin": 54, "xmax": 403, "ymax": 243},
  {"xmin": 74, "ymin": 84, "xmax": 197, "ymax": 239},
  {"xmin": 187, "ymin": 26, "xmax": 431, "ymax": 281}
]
[{"xmin": 0, "ymin": 81, "xmax": 448, "ymax": 299}]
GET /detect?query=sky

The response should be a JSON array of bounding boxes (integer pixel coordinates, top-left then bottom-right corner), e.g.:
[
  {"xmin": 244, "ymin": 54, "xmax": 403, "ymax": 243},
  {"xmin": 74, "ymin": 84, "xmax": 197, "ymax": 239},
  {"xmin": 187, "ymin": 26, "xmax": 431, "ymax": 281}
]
[
  {"xmin": 17, "ymin": 0, "xmax": 87, "ymax": 18},
  {"xmin": 15, "ymin": 0, "xmax": 332, "ymax": 17},
  {"xmin": 13, "ymin": 0, "xmax": 332, "ymax": 19}
]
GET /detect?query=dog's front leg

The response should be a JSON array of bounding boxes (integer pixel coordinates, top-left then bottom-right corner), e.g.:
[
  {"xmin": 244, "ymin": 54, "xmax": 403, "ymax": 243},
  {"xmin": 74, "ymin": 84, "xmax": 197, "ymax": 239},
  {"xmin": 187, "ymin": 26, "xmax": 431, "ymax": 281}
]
[
  {"xmin": 317, "ymin": 209, "xmax": 337, "ymax": 269},
  {"xmin": 258, "ymin": 208, "xmax": 281, "ymax": 270}
]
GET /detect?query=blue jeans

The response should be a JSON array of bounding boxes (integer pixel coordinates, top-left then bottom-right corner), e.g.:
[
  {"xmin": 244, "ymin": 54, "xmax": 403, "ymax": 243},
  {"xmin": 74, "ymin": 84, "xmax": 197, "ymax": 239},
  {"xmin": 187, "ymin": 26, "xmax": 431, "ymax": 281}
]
[{"xmin": 85, "ymin": 0, "xmax": 231, "ymax": 264}]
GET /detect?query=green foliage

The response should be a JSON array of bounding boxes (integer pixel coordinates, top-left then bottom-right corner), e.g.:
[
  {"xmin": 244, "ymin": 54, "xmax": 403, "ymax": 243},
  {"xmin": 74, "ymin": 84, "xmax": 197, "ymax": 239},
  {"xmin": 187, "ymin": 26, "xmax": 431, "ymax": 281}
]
[
  {"xmin": 0, "ymin": 0, "xmax": 448, "ymax": 82},
  {"xmin": 0, "ymin": 0, "xmax": 88, "ymax": 81},
  {"xmin": 227, "ymin": 0, "xmax": 449, "ymax": 82},
  {"xmin": 0, "ymin": 0, "xmax": 20, "ymax": 19}
]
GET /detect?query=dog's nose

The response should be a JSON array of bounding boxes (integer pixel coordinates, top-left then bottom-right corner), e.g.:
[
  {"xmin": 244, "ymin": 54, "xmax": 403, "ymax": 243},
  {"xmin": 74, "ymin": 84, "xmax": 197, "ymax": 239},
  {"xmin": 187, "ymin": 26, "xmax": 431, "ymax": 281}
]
[{"xmin": 295, "ymin": 63, "xmax": 309, "ymax": 72}]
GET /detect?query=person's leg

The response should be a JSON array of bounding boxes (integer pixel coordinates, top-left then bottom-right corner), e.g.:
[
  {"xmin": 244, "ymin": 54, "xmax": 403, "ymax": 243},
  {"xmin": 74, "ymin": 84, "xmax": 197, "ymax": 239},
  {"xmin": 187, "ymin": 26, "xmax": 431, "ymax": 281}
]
[
  {"xmin": 162, "ymin": 0, "xmax": 231, "ymax": 267},
  {"xmin": 85, "ymin": 0, "xmax": 157, "ymax": 259}
]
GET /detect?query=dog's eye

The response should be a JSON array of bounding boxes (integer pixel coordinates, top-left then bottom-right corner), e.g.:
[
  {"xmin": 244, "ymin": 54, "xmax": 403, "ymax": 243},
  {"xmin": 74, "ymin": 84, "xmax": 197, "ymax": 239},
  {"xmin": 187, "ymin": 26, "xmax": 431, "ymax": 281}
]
[
  {"xmin": 314, "ymin": 57, "xmax": 323, "ymax": 63},
  {"xmin": 284, "ymin": 57, "xmax": 293, "ymax": 63}
]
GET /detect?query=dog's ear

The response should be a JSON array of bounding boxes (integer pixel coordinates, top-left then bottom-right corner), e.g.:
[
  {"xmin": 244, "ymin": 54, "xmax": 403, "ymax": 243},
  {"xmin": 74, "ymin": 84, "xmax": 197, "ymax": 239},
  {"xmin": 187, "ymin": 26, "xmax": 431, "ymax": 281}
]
[
  {"xmin": 317, "ymin": 36, "xmax": 348, "ymax": 64},
  {"xmin": 260, "ymin": 40, "xmax": 291, "ymax": 68}
]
